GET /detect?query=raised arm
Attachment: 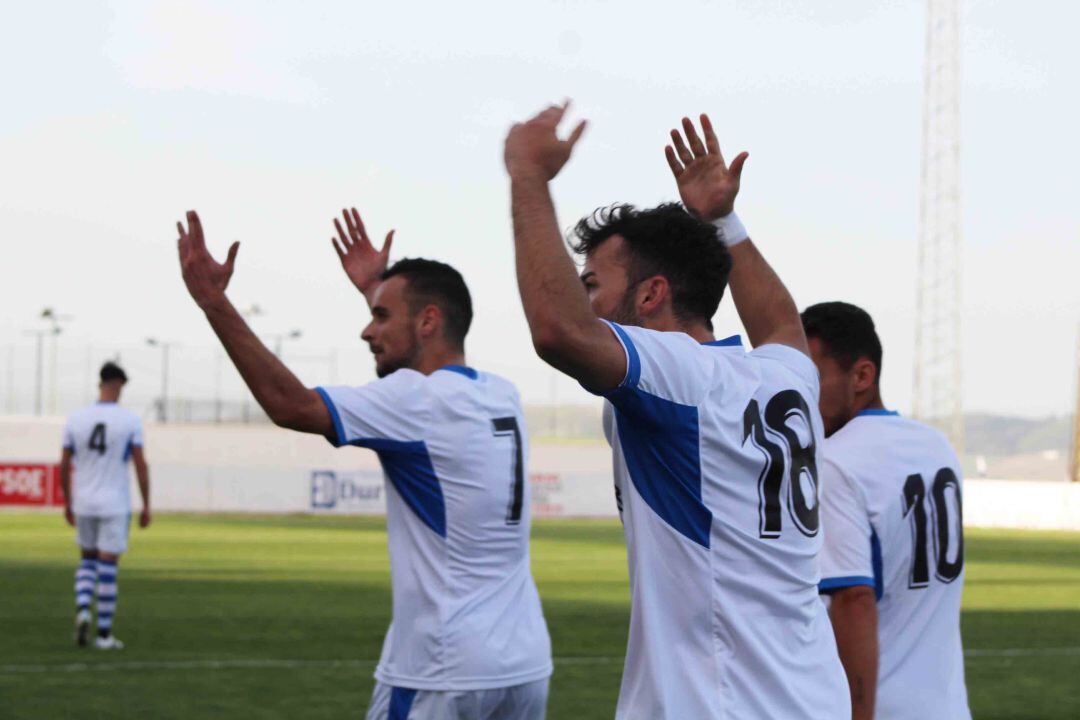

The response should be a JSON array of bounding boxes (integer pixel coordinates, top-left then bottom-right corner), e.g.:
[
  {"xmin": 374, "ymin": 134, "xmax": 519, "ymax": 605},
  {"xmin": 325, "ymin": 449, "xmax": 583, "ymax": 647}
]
[
  {"xmin": 504, "ymin": 103, "xmax": 627, "ymax": 392},
  {"xmin": 666, "ymin": 115, "xmax": 808, "ymax": 354},
  {"xmin": 331, "ymin": 207, "xmax": 394, "ymax": 308},
  {"xmin": 177, "ymin": 210, "xmax": 332, "ymax": 436}
]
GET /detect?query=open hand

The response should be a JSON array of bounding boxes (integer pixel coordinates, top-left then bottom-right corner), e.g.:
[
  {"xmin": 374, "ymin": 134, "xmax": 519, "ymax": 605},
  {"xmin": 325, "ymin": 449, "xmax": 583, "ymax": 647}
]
[
  {"xmin": 332, "ymin": 208, "xmax": 394, "ymax": 298},
  {"xmin": 666, "ymin": 114, "xmax": 748, "ymax": 221},
  {"xmin": 504, "ymin": 101, "xmax": 587, "ymax": 182},
  {"xmin": 177, "ymin": 210, "xmax": 240, "ymax": 311}
]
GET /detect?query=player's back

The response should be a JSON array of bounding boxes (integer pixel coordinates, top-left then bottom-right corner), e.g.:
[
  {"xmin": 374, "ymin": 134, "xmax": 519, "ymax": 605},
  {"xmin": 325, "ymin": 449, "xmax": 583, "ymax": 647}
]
[
  {"xmin": 316, "ymin": 366, "xmax": 552, "ymax": 691},
  {"xmin": 822, "ymin": 412, "xmax": 971, "ymax": 719},
  {"xmin": 598, "ymin": 323, "xmax": 849, "ymax": 720},
  {"xmin": 62, "ymin": 402, "xmax": 142, "ymax": 516}
]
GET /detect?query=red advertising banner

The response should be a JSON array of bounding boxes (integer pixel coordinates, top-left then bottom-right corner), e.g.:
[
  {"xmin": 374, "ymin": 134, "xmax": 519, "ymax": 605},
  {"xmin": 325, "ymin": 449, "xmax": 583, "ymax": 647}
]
[{"xmin": 0, "ymin": 464, "xmax": 63, "ymax": 507}]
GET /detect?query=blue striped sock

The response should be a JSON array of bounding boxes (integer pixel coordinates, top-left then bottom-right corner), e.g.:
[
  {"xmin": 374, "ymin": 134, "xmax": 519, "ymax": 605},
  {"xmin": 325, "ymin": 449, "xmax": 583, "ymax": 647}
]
[
  {"xmin": 95, "ymin": 560, "xmax": 118, "ymax": 636},
  {"xmin": 75, "ymin": 559, "xmax": 96, "ymax": 611}
]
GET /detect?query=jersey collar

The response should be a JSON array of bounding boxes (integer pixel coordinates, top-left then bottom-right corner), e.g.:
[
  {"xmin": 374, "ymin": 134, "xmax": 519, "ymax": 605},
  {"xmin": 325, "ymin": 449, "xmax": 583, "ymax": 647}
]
[
  {"xmin": 438, "ymin": 364, "xmax": 479, "ymax": 380},
  {"xmin": 857, "ymin": 408, "xmax": 900, "ymax": 417},
  {"xmin": 702, "ymin": 334, "xmax": 743, "ymax": 348}
]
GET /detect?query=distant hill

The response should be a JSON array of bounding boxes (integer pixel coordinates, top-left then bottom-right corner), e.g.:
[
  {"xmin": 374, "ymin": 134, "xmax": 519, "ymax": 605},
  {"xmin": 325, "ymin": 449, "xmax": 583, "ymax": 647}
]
[{"xmin": 964, "ymin": 413, "xmax": 1073, "ymax": 456}]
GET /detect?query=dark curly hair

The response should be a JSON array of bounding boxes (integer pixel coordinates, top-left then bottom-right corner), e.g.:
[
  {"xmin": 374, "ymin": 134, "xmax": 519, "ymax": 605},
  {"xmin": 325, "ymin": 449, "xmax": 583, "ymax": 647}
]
[{"xmin": 570, "ymin": 203, "xmax": 732, "ymax": 328}]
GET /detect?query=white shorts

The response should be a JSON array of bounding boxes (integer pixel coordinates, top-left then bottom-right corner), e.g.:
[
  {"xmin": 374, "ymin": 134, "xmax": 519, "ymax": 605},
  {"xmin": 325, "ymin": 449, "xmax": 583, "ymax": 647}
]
[
  {"xmin": 365, "ymin": 678, "xmax": 549, "ymax": 720},
  {"xmin": 75, "ymin": 514, "xmax": 130, "ymax": 555}
]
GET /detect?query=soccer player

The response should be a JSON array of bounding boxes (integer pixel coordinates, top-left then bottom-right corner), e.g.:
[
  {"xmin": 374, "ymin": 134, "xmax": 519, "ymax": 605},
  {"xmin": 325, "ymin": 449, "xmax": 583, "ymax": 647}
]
[
  {"xmin": 803, "ymin": 302, "xmax": 971, "ymax": 720},
  {"xmin": 505, "ymin": 104, "xmax": 849, "ymax": 718},
  {"xmin": 60, "ymin": 361, "xmax": 151, "ymax": 649},
  {"xmin": 176, "ymin": 208, "xmax": 552, "ymax": 719}
]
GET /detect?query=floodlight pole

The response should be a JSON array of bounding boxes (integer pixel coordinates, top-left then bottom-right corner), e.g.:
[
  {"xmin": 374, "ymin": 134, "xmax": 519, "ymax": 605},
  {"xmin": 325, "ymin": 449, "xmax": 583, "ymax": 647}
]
[{"xmin": 147, "ymin": 338, "xmax": 174, "ymax": 423}]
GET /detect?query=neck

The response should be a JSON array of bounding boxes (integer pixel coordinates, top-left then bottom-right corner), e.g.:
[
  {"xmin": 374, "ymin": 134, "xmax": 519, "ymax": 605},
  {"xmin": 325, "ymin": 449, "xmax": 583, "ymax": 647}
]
[
  {"xmin": 98, "ymin": 392, "xmax": 120, "ymax": 403},
  {"xmin": 852, "ymin": 387, "xmax": 885, "ymax": 416},
  {"xmin": 641, "ymin": 312, "xmax": 715, "ymax": 344},
  {"xmin": 413, "ymin": 346, "xmax": 467, "ymax": 376}
]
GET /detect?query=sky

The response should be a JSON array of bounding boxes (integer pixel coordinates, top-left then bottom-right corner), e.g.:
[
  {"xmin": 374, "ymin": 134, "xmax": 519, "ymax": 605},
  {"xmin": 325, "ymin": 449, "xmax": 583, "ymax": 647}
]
[{"xmin": 0, "ymin": 0, "xmax": 1077, "ymax": 418}]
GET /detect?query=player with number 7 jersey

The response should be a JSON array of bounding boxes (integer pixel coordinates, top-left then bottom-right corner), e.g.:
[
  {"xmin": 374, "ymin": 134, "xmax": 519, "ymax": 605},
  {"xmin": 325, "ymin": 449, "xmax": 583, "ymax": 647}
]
[{"xmin": 176, "ymin": 207, "xmax": 551, "ymax": 719}]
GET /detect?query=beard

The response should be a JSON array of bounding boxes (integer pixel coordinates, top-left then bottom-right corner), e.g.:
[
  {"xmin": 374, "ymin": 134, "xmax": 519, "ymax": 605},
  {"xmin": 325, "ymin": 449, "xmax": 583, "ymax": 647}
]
[
  {"xmin": 606, "ymin": 287, "xmax": 642, "ymax": 326},
  {"xmin": 373, "ymin": 333, "xmax": 421, "ymax": 378}
]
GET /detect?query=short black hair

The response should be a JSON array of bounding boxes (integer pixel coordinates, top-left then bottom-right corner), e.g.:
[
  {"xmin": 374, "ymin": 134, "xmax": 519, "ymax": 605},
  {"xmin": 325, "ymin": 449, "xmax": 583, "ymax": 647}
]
[
  {"xmin": 381, "ymin": 258, "xmax": 473, "ymax": 348},
  {"xmin": 570, "ymin": 203, "xmax": 732, "ymax": 327},
  {"xmin": 801, "ymin": 302, "xmax": 883, "ymax": 383},
  {"xmin": 99, "ymin": 361, "xmax": 128, "ymax": 384}
]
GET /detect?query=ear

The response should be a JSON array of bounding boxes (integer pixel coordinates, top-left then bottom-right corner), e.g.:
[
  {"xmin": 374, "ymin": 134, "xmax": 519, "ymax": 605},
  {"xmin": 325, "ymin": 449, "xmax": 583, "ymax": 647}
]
[
  {"xmin": 851, "ymin": 357, "xmax": 878, "ymax": 394},
  {"xmin": 416, "ymin": 304, "xmax": 442, "ymax": 341},
  {"xmin": 636, "ymin": 275, "xmax": 670, "ymax": 317}
]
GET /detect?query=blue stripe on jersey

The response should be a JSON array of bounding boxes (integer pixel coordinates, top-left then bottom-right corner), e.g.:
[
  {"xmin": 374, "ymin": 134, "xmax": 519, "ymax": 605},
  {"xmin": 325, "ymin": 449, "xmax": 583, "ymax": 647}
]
[
  {"xmin": 607, "ymin": 386, "xmax": 712, "ymax": 548},
  {"xmin": 315, "ymin": 387, "xmax": 349, "ymax": 447},
  {"xmin": 438, "ymin": 365, "xmax": 479, "ymax": 380},
  {"xmin": 357, "ymin": 438, "xmax": 446, "ymax": 539},
  {"xmin": 605, "ymin": 322, "xmax": 641, "ymax": 389},
  {"xmin": 123, "ymin": 437, "xmax": 134, "ymax": 462},
  {"xmin": 388, "ymin": 687, "xmax": 418, "ymax": 720},
  {"xmin": 703, "ymin": 334, "xmax": 743, "ymax": 347},
  {"xmin": 819, "ymin": 576, "xmax": 876, "ymax": 593},
  {"xmin": 857, "ymin": 408, "xmax": 900, "ymax": 417},
  {"xmin": 870, "ymin": 527, "xmax": 884, "ymax": 600}
]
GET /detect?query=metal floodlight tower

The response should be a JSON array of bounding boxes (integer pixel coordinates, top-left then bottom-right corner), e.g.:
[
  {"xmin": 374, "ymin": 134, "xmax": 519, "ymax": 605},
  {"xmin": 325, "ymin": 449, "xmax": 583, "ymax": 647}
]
[{"xmin": 913, "ymin": 0, "xmax": 964, "ymax": 452}]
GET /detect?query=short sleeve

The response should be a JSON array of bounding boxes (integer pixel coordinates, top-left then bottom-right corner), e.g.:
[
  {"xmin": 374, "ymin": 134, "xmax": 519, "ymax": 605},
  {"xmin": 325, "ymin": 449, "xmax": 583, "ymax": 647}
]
[
  {"xmin": 62, "ymin": 421, "xmax": 75, "ymax": 451},
  {"xmin": 818, "ymin": 457, "xmax": 876, "ymax": 596},
  {"xmin": 316, "ymin": 370, "xmax": 429, "ymax": 448},
  {"xmin": 749, "ymin": 344, "xmax": 819, "ymax": 399},
  {"xmin": 591, "ymin": 321, "xmax": 718, "ymax": 408},
  {"xmin": 130, "ymin": 417, "xmax": 144, "ymax": 448}
]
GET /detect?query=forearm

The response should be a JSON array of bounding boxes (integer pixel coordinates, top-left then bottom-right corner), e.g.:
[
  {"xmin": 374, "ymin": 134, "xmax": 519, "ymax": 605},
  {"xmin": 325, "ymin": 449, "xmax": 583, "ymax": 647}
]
[
  {"xmin": 829, "ymin": 590, "xmax": 879, "ymax": 720},
  {"xmin": 135, "ymin": 462, "xmax": 150, "ymax": 509},
  {"xmin": 726, "ymin": 238, "xmax": 807, "ymax": 352},
  {"xmin": 510, "ymin": 176, "xmax": 597, "ymax": 355},
  {"xmin": 201, "ymin": 297, "xmax": 315, "ymax": 427},
  {"xmin": 59, "ymin": 463, "xmax": 72, "ymax": 508}
]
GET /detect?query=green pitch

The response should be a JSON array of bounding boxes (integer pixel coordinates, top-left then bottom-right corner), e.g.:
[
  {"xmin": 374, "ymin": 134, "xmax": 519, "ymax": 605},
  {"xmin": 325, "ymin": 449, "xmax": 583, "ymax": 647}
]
[{"xmin": 1, "ymin": 514, "xmax": 1078, "ymax": 719}]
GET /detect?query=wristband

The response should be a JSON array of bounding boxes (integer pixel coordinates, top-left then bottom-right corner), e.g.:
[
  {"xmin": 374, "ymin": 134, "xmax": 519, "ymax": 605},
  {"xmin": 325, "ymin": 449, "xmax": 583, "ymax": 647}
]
[{"xmin": 712, "ymin": 212, "xmax": 749, "ymax": 246}]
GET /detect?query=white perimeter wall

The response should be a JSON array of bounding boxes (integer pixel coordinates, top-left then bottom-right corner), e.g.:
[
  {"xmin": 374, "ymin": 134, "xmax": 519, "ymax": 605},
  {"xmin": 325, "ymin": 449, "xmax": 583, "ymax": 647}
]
[{"xmin": 3, "ymin": 417, "xmax": 1078, "ymax": 530}]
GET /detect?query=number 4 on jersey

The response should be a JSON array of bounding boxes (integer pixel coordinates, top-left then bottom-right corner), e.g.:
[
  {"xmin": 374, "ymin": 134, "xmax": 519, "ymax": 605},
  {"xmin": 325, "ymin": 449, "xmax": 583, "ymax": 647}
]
[
  {"xmin": 88, "ymin": 423, "xmax": 107, "ymax": 456},
  {"xmin": 742, "ymin": 391, "xmax": 820, "ymax": 539}
]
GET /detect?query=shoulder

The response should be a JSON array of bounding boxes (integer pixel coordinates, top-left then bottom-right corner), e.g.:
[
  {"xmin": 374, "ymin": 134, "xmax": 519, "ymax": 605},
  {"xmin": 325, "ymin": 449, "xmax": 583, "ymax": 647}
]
[
  {"xmin": 747, "ymin": 343, "xmax": 819, "ymax": 390},
  {"xmin": 607, "ymin": 322, "xmax": 715, "ymax": 394}
]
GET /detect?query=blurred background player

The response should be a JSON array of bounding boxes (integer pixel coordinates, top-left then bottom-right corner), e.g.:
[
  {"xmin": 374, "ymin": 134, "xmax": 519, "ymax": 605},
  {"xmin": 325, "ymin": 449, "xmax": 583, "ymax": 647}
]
[
  {"xmin": 803, "ymin": 302, "xmax": 971, "ymax": 720},
  {"xmin": 60, "ymin": 361, "xmax": 151, "ymax": 649},
  {"xmin": 176, "ymin": 208, "xmax": 552, "ymax": 720},
  {"xmin": 504, "ymin": 104, "xmax": 849, "ymax": 719}
]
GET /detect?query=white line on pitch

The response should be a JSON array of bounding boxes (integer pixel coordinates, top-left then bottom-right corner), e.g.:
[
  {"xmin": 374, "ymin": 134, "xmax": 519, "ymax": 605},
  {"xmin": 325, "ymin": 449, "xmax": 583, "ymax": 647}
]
[{"xmin": 1, "ymin": 648, "xmax": 1078, "ymax": 675}]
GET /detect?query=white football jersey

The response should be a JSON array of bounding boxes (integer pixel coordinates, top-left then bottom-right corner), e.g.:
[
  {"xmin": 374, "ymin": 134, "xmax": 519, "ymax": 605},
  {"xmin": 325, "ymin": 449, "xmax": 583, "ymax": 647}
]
[
  {"xmin": 62, "ymin": 402, "xmax": 143, "ymax": 516},
  {"xmin": 819, "ymin": 411, "xmax": 971, "ymax": 719},
  {"xmin": 594, "ymin": 323, "xmax": 850, "ymax": 720},
  {"xmin": 317, "ymin": 366, "xmax": 552, "ymax": 691}
]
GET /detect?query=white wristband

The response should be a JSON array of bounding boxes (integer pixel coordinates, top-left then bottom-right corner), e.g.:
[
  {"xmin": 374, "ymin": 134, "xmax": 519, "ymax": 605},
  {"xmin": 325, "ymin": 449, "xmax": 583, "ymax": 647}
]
[{"xmin": 712, "ymin": 212, "xmax": 749, "ymax": 246}]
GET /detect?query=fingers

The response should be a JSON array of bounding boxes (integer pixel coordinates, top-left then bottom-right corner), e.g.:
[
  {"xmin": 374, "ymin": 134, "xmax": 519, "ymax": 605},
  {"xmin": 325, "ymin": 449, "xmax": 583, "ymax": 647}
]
[
  {"xmin": 665, "ymin": 145, "xmax": 684, "ymax": 177},
  {"xmin": 224, "ymin": 241, "xmax": 240, "ymax": 273},
  {"xmin": 332, "ymin": 237, "xmax": 347, "ymax": 262},
  {"xmin": 349, "ymin": 208, "xmax": 369, "ymax": 244},
  {"xmin": 670, "ymin": 129, "xmax": 694, "ymax": 165},
  {"xmin": 567, "ymin": 119, "xmax": 587, "ymax": 148},
  {"xmin": 187, "ymin": 210, "xmax": 205, "ymax": 249},
  {"xmin": 700, "ymin": 114, "xmax": 721, "ymax": 156},
  {"xmin": 381, "ymin": 229, "xmax": 395, "ymax": 257},
  {"xmin": 729, "ymin": 151, "xmax": 749, "ymax": 180},
  {"xmin": 682, "ymin": 117, "xmax": 707, "ymax": 157},
  {"xmin": 334, "ymin": 218, "xmax": 351, "ymax": 250}
]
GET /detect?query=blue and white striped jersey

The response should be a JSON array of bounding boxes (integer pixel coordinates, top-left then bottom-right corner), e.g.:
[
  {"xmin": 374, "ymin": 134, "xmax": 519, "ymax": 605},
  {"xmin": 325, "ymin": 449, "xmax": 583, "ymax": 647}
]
[
  {"xmin": 62, "ymin": 402, "xmax": 143, "ymax": 516},
  {"xmin": 594, "ymin": 322, "xmax": 850, "ymax": 720},
  {"xmin": 819, "ymin": 411, "xmax": 971, "ymax": 719},
  {"xmin": 316, "ymin": 366, "xmax": 552, "ymax": 692}
]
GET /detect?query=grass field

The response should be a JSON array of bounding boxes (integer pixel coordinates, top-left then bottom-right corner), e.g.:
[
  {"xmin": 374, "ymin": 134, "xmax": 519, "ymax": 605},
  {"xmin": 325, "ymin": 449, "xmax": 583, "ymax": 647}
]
[{"xmin": 1, "ymin": 514, "xmax": 1078, "ymax": 719}]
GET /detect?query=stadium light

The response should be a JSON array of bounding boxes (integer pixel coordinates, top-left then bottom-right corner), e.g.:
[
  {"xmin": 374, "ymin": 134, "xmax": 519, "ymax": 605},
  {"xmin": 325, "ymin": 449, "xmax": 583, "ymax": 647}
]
[{"xmin": 146, "ymin": 338, "xmax": 176, "ymax": 423}]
